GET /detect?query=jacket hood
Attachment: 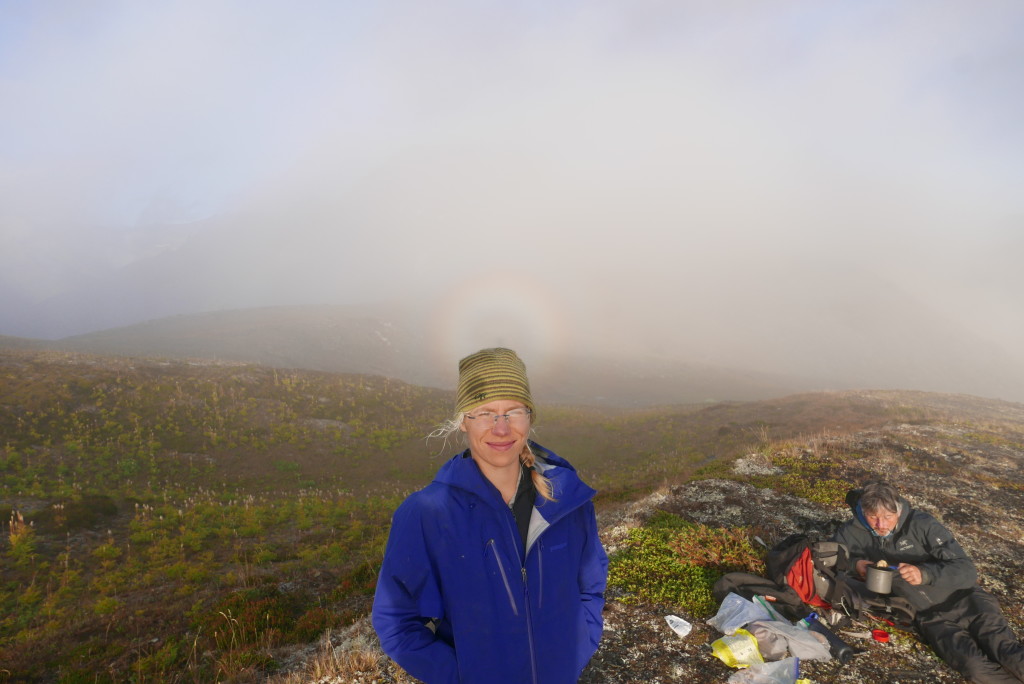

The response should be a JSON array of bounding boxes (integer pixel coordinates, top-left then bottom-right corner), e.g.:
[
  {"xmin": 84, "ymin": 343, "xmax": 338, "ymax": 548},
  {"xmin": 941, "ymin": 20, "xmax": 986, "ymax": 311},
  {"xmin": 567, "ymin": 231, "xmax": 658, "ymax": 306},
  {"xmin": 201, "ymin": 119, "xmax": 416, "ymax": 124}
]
[{"xmin": 845, "ymin": 487, "xmax": 912, "ymax": 537}]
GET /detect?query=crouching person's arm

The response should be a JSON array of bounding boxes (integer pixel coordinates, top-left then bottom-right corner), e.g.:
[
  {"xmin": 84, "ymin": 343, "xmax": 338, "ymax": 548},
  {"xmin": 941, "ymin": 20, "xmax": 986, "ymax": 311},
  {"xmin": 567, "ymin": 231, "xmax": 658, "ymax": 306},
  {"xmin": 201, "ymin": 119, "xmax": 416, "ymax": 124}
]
[{"xmin": 911, "ymin": 515, "xmax": 977, "ymax": 591}]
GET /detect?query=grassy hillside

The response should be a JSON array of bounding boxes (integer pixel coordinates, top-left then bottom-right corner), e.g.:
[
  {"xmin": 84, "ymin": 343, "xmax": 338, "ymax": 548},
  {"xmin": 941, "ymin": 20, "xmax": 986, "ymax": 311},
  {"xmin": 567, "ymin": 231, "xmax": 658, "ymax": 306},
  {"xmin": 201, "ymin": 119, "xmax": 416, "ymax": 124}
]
[
  {"xmin": 2, "ymin": 348, "xmax": 1021, "ymax": 682},
  {"xmin": 0, "ymin": 350, "xmax": 455, "ymax": 682}
]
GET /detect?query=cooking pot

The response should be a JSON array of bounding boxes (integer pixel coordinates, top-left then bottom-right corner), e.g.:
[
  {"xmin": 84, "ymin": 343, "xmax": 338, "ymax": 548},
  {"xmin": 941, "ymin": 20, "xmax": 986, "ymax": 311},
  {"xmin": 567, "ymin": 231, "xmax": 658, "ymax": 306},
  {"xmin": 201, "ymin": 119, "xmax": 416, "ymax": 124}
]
[{"xmin": 866, "ymin": 564, "xmax": 895, "ymax": 594}]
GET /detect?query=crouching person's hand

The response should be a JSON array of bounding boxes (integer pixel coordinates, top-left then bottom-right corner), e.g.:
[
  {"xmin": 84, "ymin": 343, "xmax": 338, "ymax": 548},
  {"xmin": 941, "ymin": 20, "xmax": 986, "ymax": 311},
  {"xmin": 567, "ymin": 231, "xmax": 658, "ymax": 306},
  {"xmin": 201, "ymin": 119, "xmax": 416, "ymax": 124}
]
[
  {"xmin": 897, "ymin": 563, "xmax": 923, "ymax": 585},
  {"xmin": 855, "ymin": 559, "xmax": 872, "ymax": 578}
]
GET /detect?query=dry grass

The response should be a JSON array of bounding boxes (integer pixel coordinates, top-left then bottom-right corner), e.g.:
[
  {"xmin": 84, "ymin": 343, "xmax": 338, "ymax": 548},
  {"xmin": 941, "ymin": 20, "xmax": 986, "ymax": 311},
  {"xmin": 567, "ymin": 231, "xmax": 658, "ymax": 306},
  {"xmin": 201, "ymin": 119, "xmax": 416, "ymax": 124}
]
[{"xmin": 270, "ymin": 618, "xmax": 418, "ymax": 684}]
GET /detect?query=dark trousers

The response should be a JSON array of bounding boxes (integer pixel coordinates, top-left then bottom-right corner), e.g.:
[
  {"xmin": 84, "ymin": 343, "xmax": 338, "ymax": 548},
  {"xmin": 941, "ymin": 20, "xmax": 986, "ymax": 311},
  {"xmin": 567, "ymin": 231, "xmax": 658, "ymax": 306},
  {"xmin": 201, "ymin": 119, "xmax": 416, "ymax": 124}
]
[{"xmin": 916, "ymin": 587, "xmax": 1024, "ymax": 684}]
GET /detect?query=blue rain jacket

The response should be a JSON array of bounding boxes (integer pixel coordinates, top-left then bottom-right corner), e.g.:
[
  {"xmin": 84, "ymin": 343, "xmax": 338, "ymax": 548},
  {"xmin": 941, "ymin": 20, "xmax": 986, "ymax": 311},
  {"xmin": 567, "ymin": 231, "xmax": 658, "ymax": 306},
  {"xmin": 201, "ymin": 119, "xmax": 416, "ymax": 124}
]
[{"xmin": 372, "ymin": 441, "xmax": 608, "ymax": 683}]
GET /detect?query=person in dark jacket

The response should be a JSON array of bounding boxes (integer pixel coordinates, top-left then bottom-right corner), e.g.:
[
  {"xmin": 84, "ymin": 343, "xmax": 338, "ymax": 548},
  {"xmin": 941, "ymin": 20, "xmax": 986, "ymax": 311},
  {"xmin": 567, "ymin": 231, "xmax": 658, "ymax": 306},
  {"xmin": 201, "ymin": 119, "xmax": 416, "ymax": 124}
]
[
  {"xmin": 834, "ymin": 480, "xmax": 1024, "ymax": 683},
  {"xmin": 372, "ymin": 347, "xmax": 608, "ymax": 684}
]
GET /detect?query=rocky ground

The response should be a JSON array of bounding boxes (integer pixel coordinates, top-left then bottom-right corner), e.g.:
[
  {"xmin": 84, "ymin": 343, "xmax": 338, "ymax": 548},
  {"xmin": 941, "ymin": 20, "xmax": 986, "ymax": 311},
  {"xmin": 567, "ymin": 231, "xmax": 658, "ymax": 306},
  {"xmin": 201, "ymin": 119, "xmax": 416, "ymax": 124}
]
[
  {"xmin": 275, "ymin": 398, "xmax": 1024, "ymax": 684},
  {"xmin": 581, "ymin": 419, "xmax": 1024, "ymax": 684}
]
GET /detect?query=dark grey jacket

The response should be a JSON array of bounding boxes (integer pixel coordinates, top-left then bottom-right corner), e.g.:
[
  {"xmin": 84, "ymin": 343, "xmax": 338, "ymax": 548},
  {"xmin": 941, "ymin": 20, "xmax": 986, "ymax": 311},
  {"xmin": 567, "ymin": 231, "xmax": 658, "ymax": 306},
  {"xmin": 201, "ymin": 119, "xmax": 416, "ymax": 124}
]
[{"xmin": 833, "ymin": 488, "xmax": 978, "ymax": 612}]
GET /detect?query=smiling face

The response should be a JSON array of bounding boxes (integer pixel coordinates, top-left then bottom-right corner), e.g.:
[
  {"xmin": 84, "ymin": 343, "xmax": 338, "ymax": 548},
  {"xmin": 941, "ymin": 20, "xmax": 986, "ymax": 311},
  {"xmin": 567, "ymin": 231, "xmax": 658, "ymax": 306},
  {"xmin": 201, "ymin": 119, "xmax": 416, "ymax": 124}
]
[
  {"xmin": 460, "ymin": 399, "xmax": 531, "ymax": 481},
  {"xmin": 864, "ymin": 506, "xmax": 901, "ymax": 537}
]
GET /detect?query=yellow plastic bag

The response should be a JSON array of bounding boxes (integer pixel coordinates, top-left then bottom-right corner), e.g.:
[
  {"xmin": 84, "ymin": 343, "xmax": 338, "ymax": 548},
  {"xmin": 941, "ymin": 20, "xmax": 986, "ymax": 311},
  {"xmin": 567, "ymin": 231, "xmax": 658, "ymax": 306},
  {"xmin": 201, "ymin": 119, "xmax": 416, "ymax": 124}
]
[{"xmin": 712, "ymin": 628, "xmax": 765, "ymax": 668}]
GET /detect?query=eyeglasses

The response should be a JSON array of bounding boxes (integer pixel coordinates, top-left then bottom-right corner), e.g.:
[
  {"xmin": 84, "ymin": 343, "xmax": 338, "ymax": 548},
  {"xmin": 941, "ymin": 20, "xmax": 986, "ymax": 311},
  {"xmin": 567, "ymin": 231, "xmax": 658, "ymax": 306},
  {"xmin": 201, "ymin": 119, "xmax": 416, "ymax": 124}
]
[{"xmin": 464, "ymin": 408, "xmax": 532, "ymax": 428}]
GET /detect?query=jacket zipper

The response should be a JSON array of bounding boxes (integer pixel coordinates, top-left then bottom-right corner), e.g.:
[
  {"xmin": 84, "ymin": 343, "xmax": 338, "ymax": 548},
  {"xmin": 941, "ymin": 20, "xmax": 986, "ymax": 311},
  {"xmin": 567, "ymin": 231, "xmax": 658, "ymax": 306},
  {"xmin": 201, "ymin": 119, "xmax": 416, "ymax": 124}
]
[
  {"xmin": 488, "ymin": 539, "xmax": 518, "ymax": 616},
  {"xmin": 536, "ymin": 541, "xmax": 543, "ymax": 610},
  {"xmin": 506, "ymin": 512, "xmax": 539, "ymax": 684},
  {"xmin": 524, "ymin": 574, "xmax": 538, "ymax": 684}
]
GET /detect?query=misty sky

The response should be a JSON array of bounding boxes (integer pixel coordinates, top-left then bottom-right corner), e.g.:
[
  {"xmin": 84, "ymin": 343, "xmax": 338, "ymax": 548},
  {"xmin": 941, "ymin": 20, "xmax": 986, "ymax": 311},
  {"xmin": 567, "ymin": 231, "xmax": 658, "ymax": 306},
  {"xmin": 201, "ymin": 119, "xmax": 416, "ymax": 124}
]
[{"xmin": 2, "ymin": 1, "xmax": 1023, "ymax": 398}]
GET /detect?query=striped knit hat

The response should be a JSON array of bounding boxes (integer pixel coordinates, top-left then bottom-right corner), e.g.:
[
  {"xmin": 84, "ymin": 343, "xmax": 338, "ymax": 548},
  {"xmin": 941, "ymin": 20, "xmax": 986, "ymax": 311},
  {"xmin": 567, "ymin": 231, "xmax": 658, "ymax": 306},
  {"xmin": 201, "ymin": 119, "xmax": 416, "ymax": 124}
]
[{"xmin": 455, "ymin": 348, "xmax": 535, "ymax": 415}]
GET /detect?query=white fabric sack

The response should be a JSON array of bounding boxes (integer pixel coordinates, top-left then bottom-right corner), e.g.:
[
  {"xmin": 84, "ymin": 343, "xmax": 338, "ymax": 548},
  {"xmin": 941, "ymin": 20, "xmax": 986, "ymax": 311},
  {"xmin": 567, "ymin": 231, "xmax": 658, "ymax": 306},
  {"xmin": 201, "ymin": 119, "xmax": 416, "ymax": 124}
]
[{"xmin": 747, "ymin": 620, "xmax": 832, "ymax": 662}]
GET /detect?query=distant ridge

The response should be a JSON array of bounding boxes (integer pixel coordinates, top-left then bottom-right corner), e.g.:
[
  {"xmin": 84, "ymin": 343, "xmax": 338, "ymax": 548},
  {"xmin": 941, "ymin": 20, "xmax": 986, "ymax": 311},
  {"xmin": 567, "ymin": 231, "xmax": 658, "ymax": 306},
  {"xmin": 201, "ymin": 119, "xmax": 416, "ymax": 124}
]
[
  {"xmin": 51, "ymin": 304, "xmax": 440, "ymax": 383},
  {"xmin": 0, "ymin": 334, "xmax": 46, "ymax": 350},
  {"xmin": 7, "ymin": 306, "xmax": 815, "ymax": 407}
]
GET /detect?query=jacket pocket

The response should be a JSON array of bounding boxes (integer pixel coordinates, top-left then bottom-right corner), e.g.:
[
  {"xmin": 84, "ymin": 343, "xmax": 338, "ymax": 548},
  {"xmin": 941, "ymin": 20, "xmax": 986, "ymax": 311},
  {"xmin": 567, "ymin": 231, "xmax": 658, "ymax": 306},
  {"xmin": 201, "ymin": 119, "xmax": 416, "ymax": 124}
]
[{"xmin": 488, "ymin": 539, "xmax": 519, "ymax": 616}]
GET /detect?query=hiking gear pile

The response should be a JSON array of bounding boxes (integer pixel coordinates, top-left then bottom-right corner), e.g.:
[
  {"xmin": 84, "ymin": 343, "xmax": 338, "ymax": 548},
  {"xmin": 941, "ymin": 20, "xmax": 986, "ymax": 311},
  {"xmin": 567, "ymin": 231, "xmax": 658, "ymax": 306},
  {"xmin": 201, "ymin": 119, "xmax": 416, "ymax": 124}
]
[
  {"xmin": 707, "ymin": 591, "xmax": 837, "ymax": 684},
  {"xmin": 706, "ymin": 532, "xmax": 931, "ymax": 681},
  {"xmin": 714, "ymin": 532, "xmax": 917, "ymax": 629}
]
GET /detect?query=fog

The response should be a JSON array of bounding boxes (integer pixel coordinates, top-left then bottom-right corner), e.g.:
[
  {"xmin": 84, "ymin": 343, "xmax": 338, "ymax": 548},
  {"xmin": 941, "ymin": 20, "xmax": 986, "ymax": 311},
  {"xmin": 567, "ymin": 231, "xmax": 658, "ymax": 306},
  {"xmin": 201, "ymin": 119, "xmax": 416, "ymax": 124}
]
[{"xmin": 2, "ymin": 1, "xmax": 1023, "ymax": 400}]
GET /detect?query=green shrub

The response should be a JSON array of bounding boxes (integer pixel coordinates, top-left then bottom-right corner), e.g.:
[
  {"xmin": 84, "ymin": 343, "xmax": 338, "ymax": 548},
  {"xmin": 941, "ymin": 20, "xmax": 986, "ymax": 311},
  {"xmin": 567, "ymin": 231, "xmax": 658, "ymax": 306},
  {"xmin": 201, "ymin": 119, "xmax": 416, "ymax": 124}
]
[
  {"xmin": 668, "ymin": 522, "xmax": 766, "ymax": 576},
  {"xmin": 92, "ymin": 543, "xmax": 122, "ymax": 562},
  {"xmin": 253, "ymin": 545, "xmax": 277, "ymax": 565},
  {"xmin": 291, "ymin": 606, "xmax": 339, "ymax": 642},
  {"xmin": 608, "ymin": 511, "xmax": 764, "ymax": 618},
  {"xmin": 274, "ymin": 459, "xmax": 300, "ymax": 473},
  {"xmin": 749, "ymin": 452, "xmax": 850, "ymax": 506},
  {"xmin": 195, "ymin": 584, "xmax": 306, "ymax": 653},
  {"xmin": 132, "ymin": 638, "xmax": 181, "ymax": 679},
  {"xmin": 7, "ymin": 510, "xmax": 37, "ymax": 567},
  {"xmin": 93, "ymin": 597, "xmax": 120, "ymax": 616},
  {"xmin": 334, "ymin": 560, "xmax": 380, "ymax": 599}
]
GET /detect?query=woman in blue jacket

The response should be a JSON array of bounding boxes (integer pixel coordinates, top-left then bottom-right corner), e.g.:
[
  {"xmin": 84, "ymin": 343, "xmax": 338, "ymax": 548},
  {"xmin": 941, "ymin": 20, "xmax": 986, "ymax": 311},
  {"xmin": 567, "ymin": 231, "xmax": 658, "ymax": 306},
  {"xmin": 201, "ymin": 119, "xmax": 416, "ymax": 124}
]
[{"xmin": 372, "ymin": 347, "xmax": 608, "ymax": 683}]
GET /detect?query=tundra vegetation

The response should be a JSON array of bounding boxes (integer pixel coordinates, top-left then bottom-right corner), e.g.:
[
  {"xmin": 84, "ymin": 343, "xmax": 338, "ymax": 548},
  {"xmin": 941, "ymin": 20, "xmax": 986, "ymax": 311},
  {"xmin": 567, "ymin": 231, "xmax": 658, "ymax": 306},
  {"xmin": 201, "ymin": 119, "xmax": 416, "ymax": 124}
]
[{"xmin": 1, "ymin": 349, "xmax": 1022, "ymax": 682}]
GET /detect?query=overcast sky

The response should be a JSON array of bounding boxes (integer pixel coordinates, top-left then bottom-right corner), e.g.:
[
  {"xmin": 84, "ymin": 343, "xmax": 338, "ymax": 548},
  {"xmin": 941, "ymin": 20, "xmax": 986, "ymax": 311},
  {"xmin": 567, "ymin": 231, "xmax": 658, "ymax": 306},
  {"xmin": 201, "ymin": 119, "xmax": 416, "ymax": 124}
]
[{"xmin": 2, "ymin": 1, "xmax": 1023, "ymax": 398}]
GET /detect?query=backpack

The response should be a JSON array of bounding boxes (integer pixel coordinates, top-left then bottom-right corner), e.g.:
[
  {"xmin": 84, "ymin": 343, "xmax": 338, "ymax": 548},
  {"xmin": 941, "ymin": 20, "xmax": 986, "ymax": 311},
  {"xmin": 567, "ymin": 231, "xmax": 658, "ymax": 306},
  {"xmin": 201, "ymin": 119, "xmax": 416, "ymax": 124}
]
[
  {"xmin": 765, "ymin": 533, "xmax": 849, "ymax": 609},
  {"xmin": 713, "ymin": 533, "xmax": 918, "ymax": 628},
  {"xmin": 838, "ymin": 578, "xmax": 918, "ymax": 629},
  {"xmin": 763, "ymin": 534, "xmax": 917, "ymax": 629},
  {"xmin": 712, "ymin": 571, "xmax": 807, "ymax": 620},
  {"xmin": 713, "ymin": 533, "xmax": 851, "ymax": 622}
]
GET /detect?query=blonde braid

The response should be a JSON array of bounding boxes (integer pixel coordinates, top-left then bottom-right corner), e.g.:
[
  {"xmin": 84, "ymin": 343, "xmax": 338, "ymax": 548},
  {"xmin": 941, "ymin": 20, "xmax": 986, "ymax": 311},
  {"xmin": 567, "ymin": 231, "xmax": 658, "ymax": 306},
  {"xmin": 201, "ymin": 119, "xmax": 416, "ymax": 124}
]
[{"xmin": 521, "ymin": 444, "xmax": 555, "ymax": 502}]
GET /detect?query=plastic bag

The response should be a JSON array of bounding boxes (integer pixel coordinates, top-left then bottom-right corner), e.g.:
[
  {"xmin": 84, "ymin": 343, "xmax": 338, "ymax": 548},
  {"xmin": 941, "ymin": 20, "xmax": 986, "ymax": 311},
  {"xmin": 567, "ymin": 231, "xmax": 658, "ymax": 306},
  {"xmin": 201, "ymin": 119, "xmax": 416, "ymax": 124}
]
[
  {"xmin": 747, "ymin": 620, "xmax": 831, "ymax": 662},
  {"xmin": 727, "ymin": 656, "xmax": 800, "ymax": 684},
  {"xmin": 708, "ymin": 592, "xmax": 772, "ymax": 635},
  {"xmin": 744, "ymin": 620, "xmax": 789, "ymax": 660},
  {"xmin": 753, "ymin": 595, "xmax": 787, "ymax": 622},
  {"xmin": 665, "ymin": 614, "xmax": 692, "ymax": 638},
  {"xmin": 712, "ymin": 628, "xmax": 765, "ymax": 668}
]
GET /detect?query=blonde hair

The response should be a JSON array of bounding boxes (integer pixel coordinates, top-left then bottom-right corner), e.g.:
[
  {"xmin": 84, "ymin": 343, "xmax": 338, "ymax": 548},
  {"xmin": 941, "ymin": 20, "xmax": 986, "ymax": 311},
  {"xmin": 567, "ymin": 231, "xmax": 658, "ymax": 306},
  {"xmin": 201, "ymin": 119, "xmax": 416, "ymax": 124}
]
[{"xmin": 428, "ymin": 412, "xmax": 555, "ymax": 502}]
